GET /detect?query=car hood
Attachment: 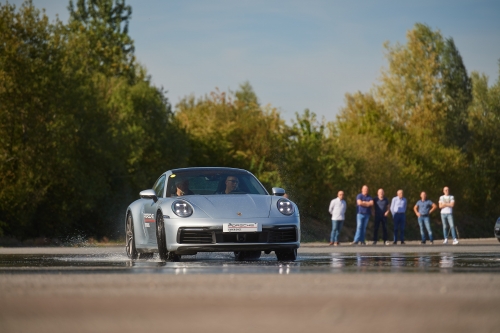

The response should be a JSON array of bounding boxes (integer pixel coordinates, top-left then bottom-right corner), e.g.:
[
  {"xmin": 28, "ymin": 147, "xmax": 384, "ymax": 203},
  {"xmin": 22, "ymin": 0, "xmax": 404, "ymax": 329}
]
[{"xmin": 187, "ymin": 194, "xmax": 271, "ymax": 219}]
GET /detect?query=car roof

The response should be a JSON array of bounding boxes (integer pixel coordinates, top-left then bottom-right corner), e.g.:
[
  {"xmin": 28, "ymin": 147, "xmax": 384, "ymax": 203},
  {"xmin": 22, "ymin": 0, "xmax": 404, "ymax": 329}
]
[{"xmin": 170, "ymin": 167, "xmax": 252, "ymax": 174}]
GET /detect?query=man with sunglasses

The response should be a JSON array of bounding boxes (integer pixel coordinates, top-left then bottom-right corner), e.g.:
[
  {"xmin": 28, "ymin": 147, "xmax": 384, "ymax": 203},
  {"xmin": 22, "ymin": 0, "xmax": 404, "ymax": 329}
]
[{"xmin": 221, "ymin": 175, "xmax": 240, "ymax": 194}]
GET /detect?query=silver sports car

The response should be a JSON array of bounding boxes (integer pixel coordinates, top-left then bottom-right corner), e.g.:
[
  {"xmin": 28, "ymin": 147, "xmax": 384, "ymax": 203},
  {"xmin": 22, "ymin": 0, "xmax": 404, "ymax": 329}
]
[{"xmin": 125, "ymin": 167, "xmax": 300, "ymax": 261}]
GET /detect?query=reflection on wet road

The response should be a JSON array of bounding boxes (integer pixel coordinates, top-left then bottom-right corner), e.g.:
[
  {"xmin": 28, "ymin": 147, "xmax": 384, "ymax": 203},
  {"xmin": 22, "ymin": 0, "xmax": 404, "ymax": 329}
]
[{"xmin": 1, "ymin": 251, "xmax": 499, "ymax": 274}]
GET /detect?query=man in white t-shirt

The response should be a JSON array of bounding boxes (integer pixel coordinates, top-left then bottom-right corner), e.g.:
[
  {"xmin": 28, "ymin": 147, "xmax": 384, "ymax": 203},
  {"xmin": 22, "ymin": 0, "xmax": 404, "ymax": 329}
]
[
  {"xmin": 328, "ymin": 191, "xmax": 347, "ymax": 246},
  {"xmin": 439, "ymin": 186, "xmax": 458, "ymax": 245}
]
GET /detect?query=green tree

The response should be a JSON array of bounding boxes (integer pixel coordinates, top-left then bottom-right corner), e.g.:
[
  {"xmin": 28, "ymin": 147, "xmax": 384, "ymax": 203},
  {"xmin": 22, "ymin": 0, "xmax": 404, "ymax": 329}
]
[
  {"xmin": 67, "ymin": 0, "xmax": 135, "ymax": 79},
  {"xmin": 464, "ymin": 69, "xmax": 500, "ymax": 218},
  {"xmin": 174, "ymin": 83, "xmax": 287, "ymax": 188},
  {"xmin": 441, "ymin": 38, "xmax": 472, "ymax": 149},
  {"xmin": 375, "ymin": 23, "xmax": 468, "ymax": 199},
  {"xmin": 0, "ymin": 0, "xmax": 184, "ymax": 240}
]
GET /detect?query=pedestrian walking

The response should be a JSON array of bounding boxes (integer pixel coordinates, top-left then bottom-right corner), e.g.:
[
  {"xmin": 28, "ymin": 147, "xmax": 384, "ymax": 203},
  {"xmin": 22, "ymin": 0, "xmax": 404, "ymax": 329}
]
[
  {"xmin": 439, "ymin": 186, "xmax": 459, "ymax": 245},
  {"xmin": 413, "ymin": 191, "xmax": 437, "ymax": 244},
  {"xmin": 390, "ymin": 189, "xmax": 407, "ymax": 244},
  {"xmin": 328, "ymin": 191, "xmax": 346, "ymax": 246},
  {"xmin": 352, "ymin": 185, "xmax": 373, "ymax": 245},
  {"xmin": 372, "ymin": 188, "xmax": 390, "ymax": 245}
]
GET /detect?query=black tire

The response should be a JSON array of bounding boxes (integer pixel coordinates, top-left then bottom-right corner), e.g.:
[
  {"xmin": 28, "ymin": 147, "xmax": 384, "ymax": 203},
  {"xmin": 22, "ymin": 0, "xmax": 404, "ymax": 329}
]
[
  {"xmin": 138, "ymin": 253, "xmax": 154, "ymax": 260},
  {"xmin": 234, "ymin": 251, "xmax": 261, "ymax": 261},
  {"xmin": 125, "ymin": 214, "xmax": 138, "ymax": 260},
  {"xmin": 156, "ymin": 212, "xmax": 181, "ymax": 262},
  {"xmin": 276, "ymin": 248, "xmax": 297, "ymax": 261}
]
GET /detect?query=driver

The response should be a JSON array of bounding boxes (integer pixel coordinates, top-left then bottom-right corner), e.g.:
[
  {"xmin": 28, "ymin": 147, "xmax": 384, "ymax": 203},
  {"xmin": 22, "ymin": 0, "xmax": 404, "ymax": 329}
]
[
  {"xmin": 219, "ymin": 175, "xmax": 239, "ymax": 194},
  {"xmin": 174, "ymin": 179, "xmax": 194, "ymax": 196}
]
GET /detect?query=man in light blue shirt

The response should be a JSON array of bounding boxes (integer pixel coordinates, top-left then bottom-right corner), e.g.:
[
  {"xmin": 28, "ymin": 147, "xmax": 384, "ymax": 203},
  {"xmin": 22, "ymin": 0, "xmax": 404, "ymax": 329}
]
[{"xmin": 390, "ymin": 189, "xmax": 407, "ymax": 245}]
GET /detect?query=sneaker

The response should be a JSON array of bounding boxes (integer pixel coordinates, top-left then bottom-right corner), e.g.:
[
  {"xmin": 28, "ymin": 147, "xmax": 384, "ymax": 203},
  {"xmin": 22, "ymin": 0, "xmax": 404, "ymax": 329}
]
[
  {"xmin": 372, "ymin": 241, "xmax": 377, "ymax": 245},
  {"xmin": 385, "ymin": 241, "xmax": 391, "ymax": 245},
  {"xmin": 420, "ymin": 241, "xmax": 425, "ymax": 244},
  {"xmin": 429, "ymin": 241, "xmax": 434, "ymax": 245},
  {"xmin": 392, "ymin": 241, "xmax": 397, "ymax": 245},
  {"xmin": 401, "ymin": 241, "xmax": 406, "ymax": 245},
  {"xmin": 350, "ymin": 241, "xmax": 358, "ymax": 246},
  {"xmin": 452, "ymin": 239, "xmax": 459, "ymax": 245},
  {"xmin": 333, "ymin": 242, "xmax": 338, "ymax": 246},
  {"xmin": 443, "ymin": 239, "xmax": 448, "ymax": 244},
  {"xmin": 361, "ymin": 242, "xmax": 367, "ymax": 245},
  {"xmin": 329, "ymin": 242, "xmax": 334, "ymax": 246}
]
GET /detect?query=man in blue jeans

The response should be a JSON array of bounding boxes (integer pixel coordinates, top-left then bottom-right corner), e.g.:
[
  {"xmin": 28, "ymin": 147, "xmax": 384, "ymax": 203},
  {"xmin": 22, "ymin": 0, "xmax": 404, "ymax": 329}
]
[
  {"xmin": 352, "ymin": 185, "xmax": 373, "ymax": 245},
  {"xmin": 390, "ymin": 189, "xmax": 407, "ymax": 245},
  {"xmin": 439, "ymin": 186, "xmax": 458, "ymax": 245},
  {"xmin": 328, "ymin": 190, "xmax": 346, "ymax": 246},
  {"xmin": 413, "ymin": 191, "xmax": 437, "ymax": 244}
]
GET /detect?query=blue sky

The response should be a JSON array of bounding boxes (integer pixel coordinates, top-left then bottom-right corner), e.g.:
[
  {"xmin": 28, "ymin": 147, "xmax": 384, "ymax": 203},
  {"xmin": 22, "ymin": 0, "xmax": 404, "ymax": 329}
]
[{"xmin": 12, "ymin": 0, "xmax": 500, "ymax": 122}]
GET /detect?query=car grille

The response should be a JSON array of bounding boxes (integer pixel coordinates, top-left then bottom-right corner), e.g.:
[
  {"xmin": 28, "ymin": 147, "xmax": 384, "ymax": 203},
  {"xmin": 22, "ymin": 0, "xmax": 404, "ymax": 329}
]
[
  {"xmin": 179, "ymin": 229, "xmax": 214, "ymax": 244},
  {"xmin": 268, "ymin": 228, "xmax": 297, "ymax": 242},
  {"xmin": 177, "ymin": 226, "xmax": 298, "ymax": 244}
]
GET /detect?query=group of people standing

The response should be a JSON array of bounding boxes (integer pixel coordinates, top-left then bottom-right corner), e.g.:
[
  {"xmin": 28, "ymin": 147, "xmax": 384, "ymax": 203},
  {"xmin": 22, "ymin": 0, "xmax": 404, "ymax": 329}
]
[{"xmin": 328, "ymin": 185, "xmax": 458, "ymax": 246}]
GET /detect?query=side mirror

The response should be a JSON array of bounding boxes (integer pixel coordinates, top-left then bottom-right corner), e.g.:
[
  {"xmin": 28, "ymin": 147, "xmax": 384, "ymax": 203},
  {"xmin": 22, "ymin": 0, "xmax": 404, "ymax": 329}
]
[
  {"xmin": 140, "ymin": 189, "xmax": 158, "ymax": 202},
  {"xmin": 272, "ymin": 187, "xmax": 286, "ymax": 196}
]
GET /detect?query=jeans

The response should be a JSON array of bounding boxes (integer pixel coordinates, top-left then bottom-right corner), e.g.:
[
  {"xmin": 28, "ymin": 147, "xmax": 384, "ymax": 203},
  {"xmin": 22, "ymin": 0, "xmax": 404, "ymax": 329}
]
[
  {"xmin": 354, "ymin": 214, "xmax": 370, "ymax": 243},
  {"xmin": 330, "ymin": 220, "xmax": 344, "ymax": 242},
  {"xmin": 441, "ymin": 214, "xmax": 457, "ymax": 239},
  {"xmin": 418, "ymin": 216, "xmax": 433, "ymax": 242},
  {"xmin": 373, "ymin": 215, "xmax": 388, "ymax": 242},
  {"xmin": 393, "ymin": 213, "xmax": 406, "ymax": 242}
]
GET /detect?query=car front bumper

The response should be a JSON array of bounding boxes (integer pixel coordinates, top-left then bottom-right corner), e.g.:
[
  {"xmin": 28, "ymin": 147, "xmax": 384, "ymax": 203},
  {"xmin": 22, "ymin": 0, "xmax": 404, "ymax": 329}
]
[{"xmin": 163, "ymin": 215, "xmax": 300, "ymax": 254}]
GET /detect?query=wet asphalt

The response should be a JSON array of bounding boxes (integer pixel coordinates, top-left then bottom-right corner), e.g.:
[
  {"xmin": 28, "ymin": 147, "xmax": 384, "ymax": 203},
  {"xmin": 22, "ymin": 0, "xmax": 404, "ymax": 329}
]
[
  {"xmin": 1, "ymin": 240, "xmax": 499, "ymax": 333},
  {"xmin": 0, "ymin": 238, "xmax": 499, "ymax": 274}
]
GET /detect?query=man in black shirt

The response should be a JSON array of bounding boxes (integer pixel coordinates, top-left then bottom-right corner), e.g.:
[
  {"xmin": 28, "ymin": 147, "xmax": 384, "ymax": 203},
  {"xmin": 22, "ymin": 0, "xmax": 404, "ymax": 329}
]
[{"xmin": 372, "ymin": 188, "xmax": 390, "ymax": 245}]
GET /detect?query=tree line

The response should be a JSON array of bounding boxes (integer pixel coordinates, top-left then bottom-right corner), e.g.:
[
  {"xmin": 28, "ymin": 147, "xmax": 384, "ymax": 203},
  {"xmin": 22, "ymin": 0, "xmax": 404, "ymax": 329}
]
[{"xmin": 1, "ymin": 1, "xmax": 499, "ymax": 242}]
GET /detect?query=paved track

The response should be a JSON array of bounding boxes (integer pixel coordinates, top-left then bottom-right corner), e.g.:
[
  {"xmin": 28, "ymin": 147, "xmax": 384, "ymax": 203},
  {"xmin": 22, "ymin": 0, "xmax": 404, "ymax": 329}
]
[{"xmin": 0, "ymin": 240, "xmax": 499, "ymax": 333}]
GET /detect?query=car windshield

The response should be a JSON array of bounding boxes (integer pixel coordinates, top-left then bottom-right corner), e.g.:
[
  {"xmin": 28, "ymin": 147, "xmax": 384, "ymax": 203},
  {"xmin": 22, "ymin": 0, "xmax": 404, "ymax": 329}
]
[{"xmin": 165, "ymin": 169, "xmax": 268, "ymax": 197}]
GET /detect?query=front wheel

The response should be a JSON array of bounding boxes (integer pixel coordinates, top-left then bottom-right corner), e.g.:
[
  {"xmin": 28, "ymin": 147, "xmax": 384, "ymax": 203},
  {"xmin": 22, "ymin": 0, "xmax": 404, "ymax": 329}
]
[
  {"xmin": 125, "ymin": 214, "xmax": 138, "ymax": 259},
  {"xmin": 156, "ymin": 212, "xmax": 181, "ymax": 262},
  {"xmin": 276, "ymin": 248, "xmax": 297, "ymax": 261},
  {"xmin": 138, "ymin": 253, "xmax": 154, "ymax": 260}
]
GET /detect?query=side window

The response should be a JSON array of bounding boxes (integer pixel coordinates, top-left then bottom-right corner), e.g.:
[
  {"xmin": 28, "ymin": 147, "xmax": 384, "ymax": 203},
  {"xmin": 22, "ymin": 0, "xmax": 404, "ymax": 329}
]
[
  {"xmin": 153, "ymin": 175, "xmax": 166, "ymax": 198},
  {"xmin": 165, "ymin": 176, "xmax": 174, "ymax": 197}
]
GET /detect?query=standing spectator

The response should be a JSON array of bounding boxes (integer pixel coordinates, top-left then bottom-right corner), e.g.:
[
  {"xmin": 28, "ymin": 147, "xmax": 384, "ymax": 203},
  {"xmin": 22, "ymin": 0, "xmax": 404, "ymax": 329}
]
[
  {"xmin": 413, "ymin": 191, "xmax": 437, "ymax": 244},
  {"xmin": 390, "ymin": 189, "xmax": 407, "ymax": 245},
  {"xmin": 352, "ymin": 185, "xmax": 373, "ymax": 245},
  {"xmin": 328, "ymin": 191, "xmax": 347, "ymax": 246},
  {"xmin": 439, "ymin": 186, "xmax": 458, "ymax": 245},
  {"xmin": 372, "ymin": 188, "xmax": 390, "ymax": 245}
]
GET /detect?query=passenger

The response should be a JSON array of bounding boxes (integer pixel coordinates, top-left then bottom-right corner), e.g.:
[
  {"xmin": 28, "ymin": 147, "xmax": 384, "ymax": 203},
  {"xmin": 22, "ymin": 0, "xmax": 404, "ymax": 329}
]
[
  {"xmin": 390, "ymin": 189, "xmax": 407, "ymax": 244},
  {"xmin": 352, "ymin": 185, "xmax": 373, "ymax": 245},
  {"xmin": 414, "ymin": 191, "xmax": 437, "ymax": 244},
  {"xmin": 328, "ymin": 190, "xmax": 346, "ymax": 246},
  {"xmin": 174, "ymin": 179, "xmax": 194, "ymax": 196}
]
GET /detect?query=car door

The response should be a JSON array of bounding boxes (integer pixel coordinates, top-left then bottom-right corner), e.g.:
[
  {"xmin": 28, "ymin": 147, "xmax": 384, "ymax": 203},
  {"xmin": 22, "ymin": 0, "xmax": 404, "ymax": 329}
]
[{"xmin": 143, "ymin": 175, "xmax": 166, "ymax": 243}]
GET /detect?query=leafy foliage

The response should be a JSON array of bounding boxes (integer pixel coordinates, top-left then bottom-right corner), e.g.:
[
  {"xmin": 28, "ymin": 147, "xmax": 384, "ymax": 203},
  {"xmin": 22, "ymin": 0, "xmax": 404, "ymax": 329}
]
[
  {"xmin": 0, "ymin": 1, "xmax": 183, "ymax": 239},
  {"xmin": 0, "ymin": 3, "xmax": 498, "ymax": 242},
  {"xmin": 174, "ymin": 82, "xmax": 287, "ymax": 189}
]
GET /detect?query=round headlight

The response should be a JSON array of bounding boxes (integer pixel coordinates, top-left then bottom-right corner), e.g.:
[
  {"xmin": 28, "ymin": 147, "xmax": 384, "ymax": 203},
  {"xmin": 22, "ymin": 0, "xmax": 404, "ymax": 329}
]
[
  {"xmin": 277, "ymin": 199, "xmax": 294, "ymax": 216},
  {"xmin": 172, "ymin": 200, "xmax": 193, "ymax": 217}
]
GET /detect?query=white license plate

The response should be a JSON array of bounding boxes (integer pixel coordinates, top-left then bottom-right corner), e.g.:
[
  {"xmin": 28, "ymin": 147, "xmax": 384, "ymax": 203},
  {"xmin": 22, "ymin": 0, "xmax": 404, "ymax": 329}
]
[{"xmin": 223, "ymin": 223, "xmax": 261, "ymax": 232}]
